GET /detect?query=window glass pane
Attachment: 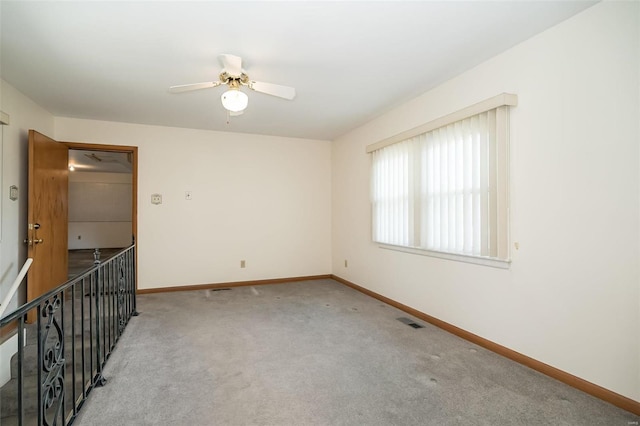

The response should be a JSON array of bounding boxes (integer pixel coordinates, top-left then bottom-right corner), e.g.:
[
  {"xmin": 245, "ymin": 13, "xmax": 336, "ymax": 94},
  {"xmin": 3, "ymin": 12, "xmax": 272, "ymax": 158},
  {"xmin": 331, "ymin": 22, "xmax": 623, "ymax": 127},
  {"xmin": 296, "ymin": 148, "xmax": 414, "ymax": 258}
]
[{"xmin": 371, "ymin": 107, "xmax": 508, "ymax": 262}]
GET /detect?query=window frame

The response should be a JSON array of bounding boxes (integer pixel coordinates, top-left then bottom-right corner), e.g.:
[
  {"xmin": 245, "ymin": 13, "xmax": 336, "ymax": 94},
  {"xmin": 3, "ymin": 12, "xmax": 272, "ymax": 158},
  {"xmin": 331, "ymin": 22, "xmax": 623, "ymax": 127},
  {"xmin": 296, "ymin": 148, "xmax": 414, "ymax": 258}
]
[{"xmin": 367, "ymin": 93, "xmax": 517, "ymax": 268}]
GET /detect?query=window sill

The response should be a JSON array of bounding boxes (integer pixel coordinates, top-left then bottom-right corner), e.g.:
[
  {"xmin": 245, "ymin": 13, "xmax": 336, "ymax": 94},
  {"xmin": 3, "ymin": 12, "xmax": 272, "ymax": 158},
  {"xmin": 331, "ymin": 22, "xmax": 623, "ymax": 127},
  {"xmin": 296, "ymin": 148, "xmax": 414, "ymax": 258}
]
[{"xmin": 377, "ymin": 243, "xmax": 511, "ymax": 269}]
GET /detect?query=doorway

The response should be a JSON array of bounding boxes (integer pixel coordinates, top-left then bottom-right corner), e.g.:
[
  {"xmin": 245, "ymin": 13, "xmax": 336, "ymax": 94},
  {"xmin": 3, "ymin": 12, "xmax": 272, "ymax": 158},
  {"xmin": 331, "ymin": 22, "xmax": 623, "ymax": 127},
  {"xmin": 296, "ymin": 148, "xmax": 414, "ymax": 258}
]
[{"xmin": 64, "ymin": 143, "xmax": 138, "ymax": 279}]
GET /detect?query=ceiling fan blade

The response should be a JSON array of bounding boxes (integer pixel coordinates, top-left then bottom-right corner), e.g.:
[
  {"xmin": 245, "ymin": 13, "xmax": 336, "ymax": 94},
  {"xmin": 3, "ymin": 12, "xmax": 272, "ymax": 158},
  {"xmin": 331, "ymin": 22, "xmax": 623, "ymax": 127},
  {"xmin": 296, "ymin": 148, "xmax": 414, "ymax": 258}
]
[
  {"xmin": 169, "ymin": 81, "xmax": 221, "ymax": 93},
  {"xmin": 219, "ymin": 54, "xmax": 243, "ymax": 77},
  {"xmin": 84, "ymin": 153, "xmax": 102, "ymax": 162},
  {"xmin": 249, "ymin": 81, "xmax": 296, "ymax": 100}
]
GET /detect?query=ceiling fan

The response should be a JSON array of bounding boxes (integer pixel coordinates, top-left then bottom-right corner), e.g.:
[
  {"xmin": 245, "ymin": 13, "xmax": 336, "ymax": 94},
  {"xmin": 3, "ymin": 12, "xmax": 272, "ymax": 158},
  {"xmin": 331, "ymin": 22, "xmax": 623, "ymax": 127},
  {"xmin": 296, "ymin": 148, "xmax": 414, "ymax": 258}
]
[
  {"xmin": 84, "ymin": 153, "xmax": 117, "ymax": 163},
  {"xmin": 169, "ymin": 54, "xmax": 296, "ymax": 116}
]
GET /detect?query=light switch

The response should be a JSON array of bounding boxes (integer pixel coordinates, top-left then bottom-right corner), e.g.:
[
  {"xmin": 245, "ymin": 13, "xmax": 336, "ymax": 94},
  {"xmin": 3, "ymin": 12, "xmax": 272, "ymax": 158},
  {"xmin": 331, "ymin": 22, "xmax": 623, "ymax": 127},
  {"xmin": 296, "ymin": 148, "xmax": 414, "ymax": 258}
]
[
  {"xmin": 9, "ymin": 185, "xmax": 18, "ymax": 201},
  {"xmin": 151, "ymin": 193, "xmax": 162, "ymax": 205}
]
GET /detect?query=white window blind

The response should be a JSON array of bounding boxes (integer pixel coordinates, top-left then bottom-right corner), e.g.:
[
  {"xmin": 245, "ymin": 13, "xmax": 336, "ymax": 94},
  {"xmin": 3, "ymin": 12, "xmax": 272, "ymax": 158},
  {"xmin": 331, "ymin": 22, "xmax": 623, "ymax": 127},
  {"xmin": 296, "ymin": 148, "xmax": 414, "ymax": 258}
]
[{"xmin": 370, "ymin": 94, "xmax": 515, "ymax": 263}]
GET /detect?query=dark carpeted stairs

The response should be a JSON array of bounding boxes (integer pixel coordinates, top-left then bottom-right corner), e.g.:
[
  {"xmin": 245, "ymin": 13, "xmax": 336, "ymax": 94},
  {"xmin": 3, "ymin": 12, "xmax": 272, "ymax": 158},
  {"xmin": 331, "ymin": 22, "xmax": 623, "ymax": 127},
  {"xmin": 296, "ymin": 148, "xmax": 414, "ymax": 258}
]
[{"xmin": 0, "ymin": 295, "xmax": 107, "ymax": 426}]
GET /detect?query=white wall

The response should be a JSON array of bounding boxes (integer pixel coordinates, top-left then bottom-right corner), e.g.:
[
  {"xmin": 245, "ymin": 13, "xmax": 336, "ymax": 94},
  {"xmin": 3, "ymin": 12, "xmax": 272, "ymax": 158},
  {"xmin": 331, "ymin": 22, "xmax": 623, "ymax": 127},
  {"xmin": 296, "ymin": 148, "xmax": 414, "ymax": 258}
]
[
  {"xmin": 0, "ymin": 80, "xmax": 55, "ymax": 385},
  {"xmin": 68, "ymin": 172, "xmax": 132, "ymax": 249},
  {"xmin": 55, "ymin": 119, "xmax": 332, "ymax": 290},
  {"xmin": 332, "ymin": 1, "xmax": 639, "ymax": 402}
]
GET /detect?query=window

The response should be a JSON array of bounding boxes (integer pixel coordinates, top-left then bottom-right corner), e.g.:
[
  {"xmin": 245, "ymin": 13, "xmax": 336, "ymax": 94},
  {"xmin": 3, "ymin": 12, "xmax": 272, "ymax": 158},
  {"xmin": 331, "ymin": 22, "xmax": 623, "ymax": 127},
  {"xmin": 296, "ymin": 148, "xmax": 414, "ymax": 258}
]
[{"xmin": 368, "ymin": 94, "xmax": 516, "ymax": 265}]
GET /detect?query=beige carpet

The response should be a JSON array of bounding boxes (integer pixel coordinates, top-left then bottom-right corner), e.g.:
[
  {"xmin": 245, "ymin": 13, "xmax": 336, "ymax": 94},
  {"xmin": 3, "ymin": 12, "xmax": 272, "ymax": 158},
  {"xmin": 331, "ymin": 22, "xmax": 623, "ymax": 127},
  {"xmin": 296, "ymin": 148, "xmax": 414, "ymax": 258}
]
[{"xmin": 74, "ymin": 279, "xmax": 639, "ymax": 425}]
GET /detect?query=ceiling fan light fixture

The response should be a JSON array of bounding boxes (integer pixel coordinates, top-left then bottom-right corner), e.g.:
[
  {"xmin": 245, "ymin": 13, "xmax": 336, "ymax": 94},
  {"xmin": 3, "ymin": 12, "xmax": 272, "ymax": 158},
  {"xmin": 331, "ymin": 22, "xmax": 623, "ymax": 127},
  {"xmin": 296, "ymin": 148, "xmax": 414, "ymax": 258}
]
[{"xmin": 221, "ymin": 89, "xmax": 248, "ymax": 112}]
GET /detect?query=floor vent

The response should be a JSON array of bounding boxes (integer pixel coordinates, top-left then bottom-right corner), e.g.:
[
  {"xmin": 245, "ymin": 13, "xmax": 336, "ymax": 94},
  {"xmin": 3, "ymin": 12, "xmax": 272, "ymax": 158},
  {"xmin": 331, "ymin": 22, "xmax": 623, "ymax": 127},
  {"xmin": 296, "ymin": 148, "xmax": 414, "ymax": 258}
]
[
  {"xmin": 397, "ymin": 317, "xmax": 425, "ymax": 329},
  {"xmin": 210, "ymin": 288, "xmax": 231, "ymax": 292}
]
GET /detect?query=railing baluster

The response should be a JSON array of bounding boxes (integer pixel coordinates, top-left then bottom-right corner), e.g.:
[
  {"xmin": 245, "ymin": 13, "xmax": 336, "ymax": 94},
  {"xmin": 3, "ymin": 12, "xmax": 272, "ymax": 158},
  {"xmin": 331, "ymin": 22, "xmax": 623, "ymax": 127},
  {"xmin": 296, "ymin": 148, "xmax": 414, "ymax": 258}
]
[
  {"xmin": 71, "ymin": 285, "xmax": 77, "ymax": 419},
  {"xmin": 127, "ymin": 252, "xmax": 131, "ymax": 318},
  {"xmin": 112, "ymin": 259, "xmax": 116, "ymax": 341},
  {"xmin": 115, "ymin": 259, "xmax": 119, "ymax": 337},
  {"xmin": 37, "ymin": 304, "xmax": 43, "ymax": 426},
  {"xmin": 81, "ymin": 276, "xmax": 86, "ymax": 399},
  {"xmin": 109, "ymin": 260, "xmax": 114, "ymax": 348},
  {"xmin": 95, "ymin": 263, "xmax": 105, "ymax": 386},
  {"xmin": 105, "ymin": 262, "xmax": 109, "ymax": 352},
  {"xmin": 117, "ymin": 257, "xmax": 122, "ymax": 337},
  {"xmin": 18, "ymin": 315, "xmax": 25, "ymax": 426},
  {"xmin": 101, "ymin": 263, "xmax": 105, "ymax": 369},
  {"xmin": 89, "ymin": 271, "xmax": 95, "ymax": 387},
  {"xmin": 132, "ymin": 245, "xmax": 139, "ymax": 317},
  {"xmin": 106, "ymin": 262, "xmax": 110, "ymax": 351},
  {"xmin": 102, "ymin": 263, "xmax": 107, "ymax": 367},
  {"xmin": 61, "ymin": 289, "xmax": 67, "ymax": 425}
]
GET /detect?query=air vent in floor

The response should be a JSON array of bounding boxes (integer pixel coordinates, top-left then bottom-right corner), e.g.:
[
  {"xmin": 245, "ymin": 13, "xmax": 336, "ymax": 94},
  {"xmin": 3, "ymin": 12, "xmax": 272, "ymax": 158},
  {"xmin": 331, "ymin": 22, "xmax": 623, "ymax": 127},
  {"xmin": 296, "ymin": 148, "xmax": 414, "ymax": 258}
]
[{"xmin": 397, "ymin": 317, "xmax": 425, "ymax": 329}]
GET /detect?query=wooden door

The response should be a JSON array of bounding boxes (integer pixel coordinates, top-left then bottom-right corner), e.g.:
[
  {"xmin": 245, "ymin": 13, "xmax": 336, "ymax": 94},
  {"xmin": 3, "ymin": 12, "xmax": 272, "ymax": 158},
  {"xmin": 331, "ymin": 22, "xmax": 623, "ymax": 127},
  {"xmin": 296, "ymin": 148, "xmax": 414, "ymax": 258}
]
[{"xmin": 27, "ymin": 130, "xmax": 68, "ymax": 322}]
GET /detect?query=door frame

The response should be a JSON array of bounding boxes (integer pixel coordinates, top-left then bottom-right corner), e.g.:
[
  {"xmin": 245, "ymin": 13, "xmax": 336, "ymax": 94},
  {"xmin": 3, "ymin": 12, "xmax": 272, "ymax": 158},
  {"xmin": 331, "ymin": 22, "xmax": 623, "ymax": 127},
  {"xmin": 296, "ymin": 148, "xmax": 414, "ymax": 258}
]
[{"xmin": 63, "ymin": 142, "xmax": 138, "ymax": 291}]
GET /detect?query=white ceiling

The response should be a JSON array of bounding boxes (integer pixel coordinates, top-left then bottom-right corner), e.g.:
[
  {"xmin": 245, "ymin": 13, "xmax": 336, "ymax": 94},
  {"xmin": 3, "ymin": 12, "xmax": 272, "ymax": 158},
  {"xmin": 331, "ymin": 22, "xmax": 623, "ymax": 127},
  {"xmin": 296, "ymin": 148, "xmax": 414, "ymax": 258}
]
[{"xmin": 1, "ymin": 1, "xmax": 596, "ymax": 141}]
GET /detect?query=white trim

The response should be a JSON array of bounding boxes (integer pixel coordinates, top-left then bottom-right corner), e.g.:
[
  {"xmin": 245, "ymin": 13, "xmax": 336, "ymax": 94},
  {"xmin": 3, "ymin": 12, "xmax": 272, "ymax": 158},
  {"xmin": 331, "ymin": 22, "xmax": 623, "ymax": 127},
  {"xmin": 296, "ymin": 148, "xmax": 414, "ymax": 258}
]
[
  {"xmin": 496, "ymin": 105, "xmax": 510, "ymax": 260},
  {"xmin": 378, "ymin": 243, "xmax": 511, "ymax": 269},
  {"xmin": 0, "ymin": 258, "xmax": 33, "ymax": 319},
  {"xmin": 0, "ymin": 111, "xmax": 9, "ymax": 126},
  {"xmin": 366, "ymin": 93, "xmax": 517, "ymax": 153}
]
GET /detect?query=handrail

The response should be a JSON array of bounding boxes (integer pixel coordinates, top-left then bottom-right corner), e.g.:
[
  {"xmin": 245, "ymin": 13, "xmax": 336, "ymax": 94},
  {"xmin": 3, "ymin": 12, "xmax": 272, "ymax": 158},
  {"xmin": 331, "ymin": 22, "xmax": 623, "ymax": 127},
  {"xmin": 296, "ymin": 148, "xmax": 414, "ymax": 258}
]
[
  {"xmin": 0, "ymin": 258, "xmax": 33, "ymax": 320},
  {"xmin": 0, "ymin": 245, "xmax": 133, "ymax": 326}
]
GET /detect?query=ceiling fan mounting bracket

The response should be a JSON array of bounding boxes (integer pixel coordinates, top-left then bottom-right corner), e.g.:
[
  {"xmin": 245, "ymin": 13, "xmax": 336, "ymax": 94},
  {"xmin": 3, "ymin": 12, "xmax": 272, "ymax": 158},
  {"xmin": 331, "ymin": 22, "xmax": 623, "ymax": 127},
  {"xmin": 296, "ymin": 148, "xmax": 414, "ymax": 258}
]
[{"xmin": 219, "ymin": 71, "xmax": 250, "ymax": 88}]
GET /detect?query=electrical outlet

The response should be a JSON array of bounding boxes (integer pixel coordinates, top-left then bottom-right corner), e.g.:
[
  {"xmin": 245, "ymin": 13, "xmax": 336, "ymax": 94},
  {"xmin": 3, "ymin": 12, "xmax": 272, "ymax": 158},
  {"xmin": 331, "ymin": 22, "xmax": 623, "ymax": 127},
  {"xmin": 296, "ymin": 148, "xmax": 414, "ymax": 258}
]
[
  {"xmin": 240, "ymin": 260, "xmax": 246, "ymax": 268},
  {"xmin": 151, "ymin": 193, "xmax": 162, "ymax": 205}
]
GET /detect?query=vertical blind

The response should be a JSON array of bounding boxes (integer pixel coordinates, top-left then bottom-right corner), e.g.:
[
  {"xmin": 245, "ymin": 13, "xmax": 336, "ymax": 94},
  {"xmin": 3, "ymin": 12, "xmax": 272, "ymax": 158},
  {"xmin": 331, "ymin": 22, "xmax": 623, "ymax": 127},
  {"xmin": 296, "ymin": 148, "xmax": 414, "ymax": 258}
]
[{"xmin": 371, "ymin": 104, "xmax": 510, "ymax": 261}]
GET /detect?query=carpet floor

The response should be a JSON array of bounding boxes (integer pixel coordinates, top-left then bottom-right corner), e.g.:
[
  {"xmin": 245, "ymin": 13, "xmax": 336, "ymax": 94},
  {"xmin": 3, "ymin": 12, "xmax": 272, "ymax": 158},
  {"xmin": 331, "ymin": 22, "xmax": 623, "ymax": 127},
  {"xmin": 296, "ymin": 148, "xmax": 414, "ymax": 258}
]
[{"xmin": 74, "ymin": 279, "xmax": 639, "ymax": 425}]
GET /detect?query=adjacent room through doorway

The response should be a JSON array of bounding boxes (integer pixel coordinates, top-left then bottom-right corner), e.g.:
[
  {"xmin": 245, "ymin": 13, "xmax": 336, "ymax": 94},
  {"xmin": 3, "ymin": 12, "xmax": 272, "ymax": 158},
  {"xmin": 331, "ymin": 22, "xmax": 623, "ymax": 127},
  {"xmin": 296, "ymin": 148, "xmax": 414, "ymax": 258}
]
[{"xmin": 67, "ymin": 149, "xmax": 134, "ymax": 278}]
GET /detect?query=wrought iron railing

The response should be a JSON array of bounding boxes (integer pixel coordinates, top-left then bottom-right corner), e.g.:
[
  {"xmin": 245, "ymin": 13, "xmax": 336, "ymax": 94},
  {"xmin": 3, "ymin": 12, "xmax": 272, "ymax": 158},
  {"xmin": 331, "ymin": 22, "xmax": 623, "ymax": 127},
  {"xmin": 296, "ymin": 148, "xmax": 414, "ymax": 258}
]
[{"xmin": 0, "ymin": 244, "xmax": 137, "ymax": 425}]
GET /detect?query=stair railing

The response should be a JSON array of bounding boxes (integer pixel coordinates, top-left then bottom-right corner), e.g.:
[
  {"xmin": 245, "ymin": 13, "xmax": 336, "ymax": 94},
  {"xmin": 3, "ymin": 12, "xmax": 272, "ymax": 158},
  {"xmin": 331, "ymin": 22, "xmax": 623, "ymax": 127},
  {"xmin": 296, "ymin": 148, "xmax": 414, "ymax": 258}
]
[
  {"xmin": 0, "ymin": 258, "xmax": 33, "ymax": 319},
  {"xmin": 0, "ymin": 244, "xmax": 138, "ymax": 426}
]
